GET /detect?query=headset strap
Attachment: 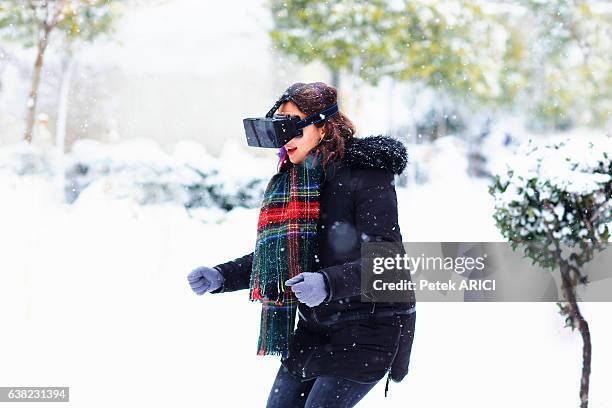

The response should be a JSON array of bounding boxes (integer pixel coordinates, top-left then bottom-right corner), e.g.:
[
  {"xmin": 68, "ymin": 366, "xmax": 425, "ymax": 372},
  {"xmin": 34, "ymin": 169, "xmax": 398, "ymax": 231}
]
[
  {"xmin": 296, "ymin": 103, "xmax": 339, "ymax": 130},
  {"xmin": 265, "ymin": 91, "xmax": 292, "ymax": 118}
]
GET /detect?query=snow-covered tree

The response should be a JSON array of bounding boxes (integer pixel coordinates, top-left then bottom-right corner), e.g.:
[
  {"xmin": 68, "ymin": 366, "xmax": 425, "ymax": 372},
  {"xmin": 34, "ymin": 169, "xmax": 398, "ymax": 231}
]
[
  {"xmin": 0, "ymin": 0, "xmax": 119, "ymax": 143},
  {"xmin": 489, "ymin": 136, "xmax": 612, "ymax": 408},
  {"xmin": 269, "ymin": 0, "xmax": 517, "ymax": 141},
  {"xmin": 269, "ymin": 0, "xmax": 610, "ymax": 134},
  {"xmin": 507, "ymin": 0, "xmax": 612, "ymax": 130}
]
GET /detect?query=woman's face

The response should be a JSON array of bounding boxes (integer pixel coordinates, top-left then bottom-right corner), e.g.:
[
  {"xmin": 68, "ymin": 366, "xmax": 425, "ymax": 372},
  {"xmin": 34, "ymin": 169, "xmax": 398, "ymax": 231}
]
[{"xmin": 278, "ymin": 101, "xmax": 325, "ymax": 164}]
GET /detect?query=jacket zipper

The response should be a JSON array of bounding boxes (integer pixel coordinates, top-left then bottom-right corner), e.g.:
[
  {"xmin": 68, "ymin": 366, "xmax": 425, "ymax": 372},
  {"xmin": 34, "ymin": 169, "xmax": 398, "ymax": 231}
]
[
  {"xmin": 311, "ymin": 306, "xmax": 320, "ymax": 323},
  {"xmin": 384, "ymin": 314, "xmax": 404, "ymax": 397},
  {"xmin": 302, "ymin": 348, "xmax": 315, "ymax": 378}
]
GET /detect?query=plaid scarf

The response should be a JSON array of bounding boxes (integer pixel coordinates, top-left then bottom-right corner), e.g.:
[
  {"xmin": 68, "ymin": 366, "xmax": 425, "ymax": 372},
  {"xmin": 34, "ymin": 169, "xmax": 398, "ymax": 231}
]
[{"xmin": 249, "ymin": 151, "xmax": 324, "ymax": 357}]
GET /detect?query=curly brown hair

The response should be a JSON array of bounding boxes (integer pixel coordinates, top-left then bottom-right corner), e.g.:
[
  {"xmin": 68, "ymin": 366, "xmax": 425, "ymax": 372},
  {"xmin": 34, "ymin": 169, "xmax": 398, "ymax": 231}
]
[{"xmin": 278, "ymin": 82, "xmax": 356, "ymax": 172}]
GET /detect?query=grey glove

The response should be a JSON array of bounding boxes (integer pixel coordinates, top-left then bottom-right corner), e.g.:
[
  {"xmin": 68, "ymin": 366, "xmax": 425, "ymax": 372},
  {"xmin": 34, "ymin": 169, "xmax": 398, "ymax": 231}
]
[
  {"xmin": 187, "ymin": 266, "xmax": 224, "ymax": 295},
  {"xmin": 285, "ymin": 272, "xmax": 329, "ymax": 307}
]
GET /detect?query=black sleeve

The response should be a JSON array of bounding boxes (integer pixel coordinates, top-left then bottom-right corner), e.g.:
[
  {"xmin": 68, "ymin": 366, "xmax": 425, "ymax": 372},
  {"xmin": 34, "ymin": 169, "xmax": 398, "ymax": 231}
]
[
  {"xmin": 319, "ymin": 168, "xmax": 404, "ymax": 301},
  {"xmin": 210, "ymin": 252, "xmax": 254, "ymax": 293}
]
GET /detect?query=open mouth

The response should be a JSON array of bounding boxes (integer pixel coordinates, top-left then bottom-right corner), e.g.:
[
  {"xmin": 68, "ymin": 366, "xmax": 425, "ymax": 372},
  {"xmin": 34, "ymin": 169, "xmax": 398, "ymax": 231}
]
[{"xmin": 286, "ymin": 146, "xmax": 298, "ymax": 154}]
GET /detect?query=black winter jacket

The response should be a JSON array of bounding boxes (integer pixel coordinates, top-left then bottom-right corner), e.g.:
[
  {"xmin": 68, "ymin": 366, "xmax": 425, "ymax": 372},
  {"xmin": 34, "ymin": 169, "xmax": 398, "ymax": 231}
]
[{"xmin": 212, "ymin": 135, "xmax": 416, "ymax": 384}]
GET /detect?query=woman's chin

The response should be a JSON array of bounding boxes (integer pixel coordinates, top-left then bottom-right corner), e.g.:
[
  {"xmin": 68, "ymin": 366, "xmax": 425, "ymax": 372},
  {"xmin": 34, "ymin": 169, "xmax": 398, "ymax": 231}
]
[{"xmin": 288, "ymin": 155, "xmax": 302, "ymax": 164}]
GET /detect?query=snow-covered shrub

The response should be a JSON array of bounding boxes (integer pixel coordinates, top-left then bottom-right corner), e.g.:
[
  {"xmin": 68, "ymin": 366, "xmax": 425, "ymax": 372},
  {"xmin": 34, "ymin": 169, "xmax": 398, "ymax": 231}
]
[
  {"xmin": 490, "ymin": 136, "xmax": 611, "ymax": 266},
  {"xmin": 64, "ymin": 139, "xmax": 114, "ymax": 202},
  {"xmin": 196, "ymin": 139, "xmax": 273, "ymax": 210},
  {"xmin": 0, "ymin": 142, "xmax": 51, "ymax": 176},
  {"xmin": 67, "ymin": 139, "xmax": 198, "ymax": 205},
  {"xmin": 1, "ymin": 137, "xmax": 276, "ymax": 212},
  {"xmin": 66, "ymin": 138, "xmax": 270, "ymax": 211},
  {"xmin": 489, "ymin": 135, "xmax": 611, "ymax": 408}
]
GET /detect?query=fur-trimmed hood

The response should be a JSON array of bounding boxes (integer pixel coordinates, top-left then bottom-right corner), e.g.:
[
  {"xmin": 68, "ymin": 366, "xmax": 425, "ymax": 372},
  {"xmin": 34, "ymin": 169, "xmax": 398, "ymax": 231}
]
[{"xmin": 341, "ymin": 135, "xmax": 408, "ymax": 175}]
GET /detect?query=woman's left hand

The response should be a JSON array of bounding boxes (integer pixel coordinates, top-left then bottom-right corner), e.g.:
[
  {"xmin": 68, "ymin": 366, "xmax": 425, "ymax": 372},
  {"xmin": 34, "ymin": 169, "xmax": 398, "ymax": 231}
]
[{"xmin": 285, "ymin": 272, "xmax": 329, "ymax": 307}]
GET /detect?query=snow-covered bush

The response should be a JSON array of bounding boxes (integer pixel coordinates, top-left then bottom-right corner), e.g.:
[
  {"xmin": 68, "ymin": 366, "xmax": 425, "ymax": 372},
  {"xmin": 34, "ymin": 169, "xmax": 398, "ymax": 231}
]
[
  {"xmin": 489, "ymin": 135, "xmax": 611, "ymax": 408},
  {"xmin": 0, "ymin": 138, "xmax": 271, "ymax": 212},
  {"xmin": 65, "ymin": 139, "xmax": 202, "ymax": 206},
  {"xmin": 66, "ymin": 139, "xmax": 270, "ymax": 211},
  {"xmin": 0, "ymin": 142, "xmax": 51, "ymax": 176},
  {"xmin": 490, "ymin": 136, "xmax": 611, "ymax": 264}
]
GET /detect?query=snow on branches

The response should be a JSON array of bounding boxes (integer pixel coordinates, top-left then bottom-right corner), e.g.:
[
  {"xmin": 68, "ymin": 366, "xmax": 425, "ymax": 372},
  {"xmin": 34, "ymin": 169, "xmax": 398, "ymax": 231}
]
[{"xmin": 489, "ymin": 135, "xmax": 611, "ymax": 270}]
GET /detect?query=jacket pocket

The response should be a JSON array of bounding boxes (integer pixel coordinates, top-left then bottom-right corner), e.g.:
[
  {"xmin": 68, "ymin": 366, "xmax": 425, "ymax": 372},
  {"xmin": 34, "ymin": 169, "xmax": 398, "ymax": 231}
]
[{"xmin": 308, "ymin": 315, "xmax": 402, "ymax": 382}]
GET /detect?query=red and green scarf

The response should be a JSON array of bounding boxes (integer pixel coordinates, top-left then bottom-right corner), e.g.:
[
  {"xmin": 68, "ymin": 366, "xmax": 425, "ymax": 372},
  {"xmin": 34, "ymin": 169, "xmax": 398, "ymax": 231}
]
[{"xmin": 249, "ymin": 151, "xmax": 324, "ymax": 357}]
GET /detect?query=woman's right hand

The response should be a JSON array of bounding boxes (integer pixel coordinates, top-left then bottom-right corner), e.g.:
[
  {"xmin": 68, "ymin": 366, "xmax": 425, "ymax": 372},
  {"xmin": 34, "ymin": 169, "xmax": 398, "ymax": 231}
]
[{"xmin": 187, "ymin": 266, "xmax": 224, "ymax": 295}]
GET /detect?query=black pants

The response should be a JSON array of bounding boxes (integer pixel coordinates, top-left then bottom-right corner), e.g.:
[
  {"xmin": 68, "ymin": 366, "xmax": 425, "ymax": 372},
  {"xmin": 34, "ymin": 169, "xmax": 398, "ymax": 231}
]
[{"xmin": 266, "ymin": 364, "xmax": 378, "ymax": 408}]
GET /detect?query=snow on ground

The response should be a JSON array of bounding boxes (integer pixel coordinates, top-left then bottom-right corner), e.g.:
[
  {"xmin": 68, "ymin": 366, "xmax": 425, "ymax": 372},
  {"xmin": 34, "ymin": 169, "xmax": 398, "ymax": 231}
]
[{"xmin": 1, "ymin": 136, "xmax": 611, "ymax": 407}]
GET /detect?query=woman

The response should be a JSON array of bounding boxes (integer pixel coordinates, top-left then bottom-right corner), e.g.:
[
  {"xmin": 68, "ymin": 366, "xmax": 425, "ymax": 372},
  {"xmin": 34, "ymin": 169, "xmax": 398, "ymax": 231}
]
[{"xmin": 187, "ymin": 82, "xmax": 416, "ymax": 408}]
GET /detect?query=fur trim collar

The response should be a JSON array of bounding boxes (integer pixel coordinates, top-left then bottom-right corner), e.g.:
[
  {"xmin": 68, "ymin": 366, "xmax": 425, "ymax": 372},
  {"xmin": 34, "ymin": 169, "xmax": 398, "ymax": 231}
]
[{"xmin": 342, "ymin": 135, "xmax": 408, "ymax": 175}]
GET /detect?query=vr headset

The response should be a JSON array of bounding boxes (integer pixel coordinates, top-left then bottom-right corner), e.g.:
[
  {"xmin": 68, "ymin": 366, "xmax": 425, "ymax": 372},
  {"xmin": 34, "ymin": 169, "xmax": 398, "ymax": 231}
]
[{"xmin": 243, "ymin": 92, "xmax": 339, "ymax": 148}]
